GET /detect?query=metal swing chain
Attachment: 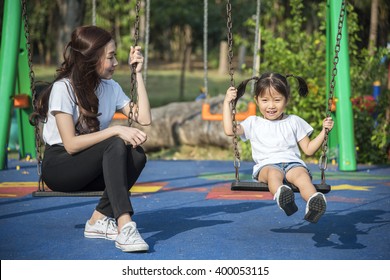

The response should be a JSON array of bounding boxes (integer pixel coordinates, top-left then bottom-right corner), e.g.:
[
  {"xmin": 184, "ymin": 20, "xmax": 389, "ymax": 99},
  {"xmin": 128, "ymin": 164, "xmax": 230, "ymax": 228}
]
[
  {"xmin": 319, "ymin": 0, "xmax": 346, "ymax": 184},
  {"xmin": 128, "ymin": 0, "xmax": 141, "ymax": 127},
  {"xmin": 203, "ymin": 0, "xmax": 209, "ymax": 97},
  {"xmin": 226, "ymin": 0, "xmax": 240, "ymax": 182},
  {"xmin": 226, "ymin": 1, "xmax": 234, "ymax": 88},
  {"xmin": 21, "ymin": 0, "xmax": 44, "ymax": 191}
]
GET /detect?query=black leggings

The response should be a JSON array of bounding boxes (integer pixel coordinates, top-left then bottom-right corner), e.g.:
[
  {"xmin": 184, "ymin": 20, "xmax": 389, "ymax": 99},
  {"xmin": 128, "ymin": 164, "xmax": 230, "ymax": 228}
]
[{"xmin": 42, "ymin": 137, "xmax": 147, "ymax": 219}]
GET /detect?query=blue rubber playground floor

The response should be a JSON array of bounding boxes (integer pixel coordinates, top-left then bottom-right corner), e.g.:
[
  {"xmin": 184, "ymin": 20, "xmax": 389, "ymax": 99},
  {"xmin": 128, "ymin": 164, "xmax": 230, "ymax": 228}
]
[{"xmin": 0, "ymin": 157, "xmax": 389, "ymax": 261}]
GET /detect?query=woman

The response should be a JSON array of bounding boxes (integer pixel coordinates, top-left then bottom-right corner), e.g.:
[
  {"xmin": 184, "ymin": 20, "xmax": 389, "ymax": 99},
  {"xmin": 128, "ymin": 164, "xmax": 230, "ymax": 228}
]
[{"xmin": 31, "ymin": 26, "xmax": 151, "ymax": 252}]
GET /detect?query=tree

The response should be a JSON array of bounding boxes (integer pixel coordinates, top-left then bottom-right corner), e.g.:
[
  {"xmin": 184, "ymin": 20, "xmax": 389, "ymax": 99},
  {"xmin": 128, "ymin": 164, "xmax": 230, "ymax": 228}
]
[
  {"xmin": 350, "ymin": 0, "xmax": 389, "ymax": 52},
  {"xmin": 368, "ymin": 0, "xmax": 378, "ymax": 55},
  {"xmin": 16, "ymin": 0, "xmax": 57, "ymax": 65},
  {"xmin": 55, "ymin": 0, "xmax": 85, "ymax": 64}
]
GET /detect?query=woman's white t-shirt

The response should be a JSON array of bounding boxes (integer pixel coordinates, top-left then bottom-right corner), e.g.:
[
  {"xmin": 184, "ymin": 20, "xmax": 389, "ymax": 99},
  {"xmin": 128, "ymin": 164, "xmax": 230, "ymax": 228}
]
[
  {"xmin": 43, "ymin": 78, "xmax": 130, "ymax": 145},
  {"xmin": 240, "ymin": 115, "xmax": 314, "ymax": 177}
]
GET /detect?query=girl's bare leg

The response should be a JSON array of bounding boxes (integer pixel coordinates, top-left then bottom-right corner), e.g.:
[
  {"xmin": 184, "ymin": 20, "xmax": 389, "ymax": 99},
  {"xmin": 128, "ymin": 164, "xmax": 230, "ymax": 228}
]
[
  {"xmin": 258, "ymin": 166, "xmax": 284, "ymax": 195},
  {"xmin": 285, "ymin": 167, "xmax": 316, "ymax": 201}
]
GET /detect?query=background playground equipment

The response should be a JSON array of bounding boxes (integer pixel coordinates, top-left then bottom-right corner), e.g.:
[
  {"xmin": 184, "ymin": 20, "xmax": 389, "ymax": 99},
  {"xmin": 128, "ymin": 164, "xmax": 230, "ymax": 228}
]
[
  {"xmin": 0, "ymin": 0, "xmax": 36, "ymax": 170},
  {"xmin": 201, "ymin": 102, "xmax": 257, "ymax": 121},
  {"xmin": 201, "ymin": 0, "xmax": 257, "ymax": 122},
  {"xmin": 326, "ymin": 0, "xmax": 356, "ymax": 172},
  {"xmin": 372, "ymin": 80, "xmax": 381, "ymax": 101}
]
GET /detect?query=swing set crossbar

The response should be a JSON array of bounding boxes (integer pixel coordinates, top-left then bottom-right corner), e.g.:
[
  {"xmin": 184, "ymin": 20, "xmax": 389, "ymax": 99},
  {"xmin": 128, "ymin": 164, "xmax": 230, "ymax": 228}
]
[{"xmin": 231, "ymin": 181, "xmax": 331, "ymax": 194}]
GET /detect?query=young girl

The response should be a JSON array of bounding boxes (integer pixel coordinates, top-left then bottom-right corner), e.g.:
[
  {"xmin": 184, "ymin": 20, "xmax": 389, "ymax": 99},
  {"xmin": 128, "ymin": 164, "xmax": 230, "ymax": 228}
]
[
  {"xmin": 223, "ymin": 73, "xmax": 334, "ymax": 223},
  {"xmin": 31, "ymin": 26, "xmax": 151, "ymax": 252}
]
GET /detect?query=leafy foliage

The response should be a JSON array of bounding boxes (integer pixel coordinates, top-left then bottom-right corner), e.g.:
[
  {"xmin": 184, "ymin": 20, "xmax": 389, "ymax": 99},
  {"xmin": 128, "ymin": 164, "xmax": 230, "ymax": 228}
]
[{"xmin": 350, "ymin": 47, "xmax": 389, "ymax": 164}]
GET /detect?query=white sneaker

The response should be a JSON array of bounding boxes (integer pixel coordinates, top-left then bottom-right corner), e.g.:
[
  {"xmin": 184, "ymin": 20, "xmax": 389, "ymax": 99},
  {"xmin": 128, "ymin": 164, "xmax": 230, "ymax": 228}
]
[
  {"xmin": 274, "ymin": 185, "xmax": 298, "ymax": 216},
  {"xmin": 304, "ymin": 192, "xmax": 327, "ymax": 223},
  {"xmin": 115, "ymin": 221, "xmax": 149, "ymax": 252},
  {"xmin": 84, "ymin": 217, "xmax": 118, "ymax": 241}
]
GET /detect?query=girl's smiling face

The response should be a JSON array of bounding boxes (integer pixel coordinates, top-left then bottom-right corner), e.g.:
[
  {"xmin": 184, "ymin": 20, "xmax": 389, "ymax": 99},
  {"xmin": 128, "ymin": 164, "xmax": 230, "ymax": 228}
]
[
  {"xmin": 255, "ymin": 87, "xmax": 287, "ymax": 120},
  {"xmin": 97, "ymin": 39, "xmax": 118, "ymax": 79}
]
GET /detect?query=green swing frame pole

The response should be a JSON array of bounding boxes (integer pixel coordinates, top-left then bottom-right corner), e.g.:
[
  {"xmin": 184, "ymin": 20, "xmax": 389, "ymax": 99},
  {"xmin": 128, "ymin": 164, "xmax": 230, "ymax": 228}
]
[
  {"xmin": 326, "ymin": 0, "xmax": 337, "ymax": 156},
  {"xmin": 0, "ymin": 0, "xmax": 22, "ymax": 170},
  {"xmin": 326, "ymin": 0, "xmax": 356, "ymax": 171},
  {"xmin": 16, "ymin": 22, "xmax": 36, "ymax": 160}
]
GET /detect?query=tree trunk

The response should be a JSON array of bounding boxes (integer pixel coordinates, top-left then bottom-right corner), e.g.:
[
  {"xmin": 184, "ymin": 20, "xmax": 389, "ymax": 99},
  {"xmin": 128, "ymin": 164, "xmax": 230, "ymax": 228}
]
[
  {"xmin": 179, "ymin": 47, "xmax": 187, "ymax": 101},
  {"xmin": 37, "ymin": 42, "xmax": 45, "ymax": 64},
  {"xmin": 179, "ymin": 25, "xmax": 193, "ymax": 100},
  {"xmin": 368, "ymin": 0, "xmax": 378, "ymax": 55},
  {"xmin": 218, "ymin": 41, "xmax": 229, "ymax": 75},
  {"xmin": 238, "ymin": 45, "xmax": 246, "ymax": 74},
  {"xmin": 55, "ymin": 0, "xmax": 85, "ymax": 64},
  {"xmin": 115, "ymin": 15, "xmax": 122, "ymax": 52}
]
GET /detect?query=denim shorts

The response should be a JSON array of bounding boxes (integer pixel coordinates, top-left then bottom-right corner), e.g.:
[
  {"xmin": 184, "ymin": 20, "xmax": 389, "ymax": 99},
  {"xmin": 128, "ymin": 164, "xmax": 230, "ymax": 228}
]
[{"xmin": 253, "ymin": 162, "xmax": 312, "ymax": 183}]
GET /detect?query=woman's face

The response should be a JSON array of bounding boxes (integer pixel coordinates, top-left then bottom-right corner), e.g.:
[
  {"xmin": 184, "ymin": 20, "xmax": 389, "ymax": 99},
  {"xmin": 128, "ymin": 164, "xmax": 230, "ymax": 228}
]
[
  {"xmin": 255, "ymin": 87, "xmax": 287, "ymax": 120},
  {"xmin": 97, "ymin": 39, "xmax": 118, "ymax": 79}
]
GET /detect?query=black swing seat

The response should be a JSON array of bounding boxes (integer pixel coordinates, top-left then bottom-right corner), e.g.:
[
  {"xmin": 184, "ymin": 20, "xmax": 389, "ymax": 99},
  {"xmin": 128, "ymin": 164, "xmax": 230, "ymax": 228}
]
[
  {"xmin": 32, "ymin": 190, "xmax": 104, "ymax": 197},
  {"xmin": 231, "ymin": 181, "xmax": 331, "ymax": 194}
]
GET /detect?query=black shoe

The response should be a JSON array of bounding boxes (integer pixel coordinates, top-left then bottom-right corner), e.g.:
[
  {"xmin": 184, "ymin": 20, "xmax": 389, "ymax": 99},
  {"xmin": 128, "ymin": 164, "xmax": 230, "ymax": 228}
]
[
  {"xmin": 275, "ymin": 185, "xmax": 298, "ymax": 216},
  {"xmin": 304, "ymin": 193, "xmax": 326, "ymax": 223}
]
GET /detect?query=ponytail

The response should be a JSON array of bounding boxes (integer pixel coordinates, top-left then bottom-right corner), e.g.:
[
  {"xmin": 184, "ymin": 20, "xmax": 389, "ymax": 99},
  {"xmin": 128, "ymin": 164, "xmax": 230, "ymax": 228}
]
[
  {"xmin": 286, "ymin": 74, "xmax": 308, "ymax": 97},
  {"xmin": 235, "ymin": 77, "xmax": 258, "ymax": 105}
]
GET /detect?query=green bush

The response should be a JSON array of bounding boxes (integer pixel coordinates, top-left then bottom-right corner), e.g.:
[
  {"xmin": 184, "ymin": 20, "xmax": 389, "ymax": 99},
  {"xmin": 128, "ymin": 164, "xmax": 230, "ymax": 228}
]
[{"xmin": 350, "ymin": 47, "xmax": 389, "ymax": 164}]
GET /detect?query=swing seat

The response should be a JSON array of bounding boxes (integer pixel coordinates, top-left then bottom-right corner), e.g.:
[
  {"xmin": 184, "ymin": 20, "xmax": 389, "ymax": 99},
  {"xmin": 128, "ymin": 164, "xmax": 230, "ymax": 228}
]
[
  {"xmin": 32, "ymin": 190, "xmax": 104, "ymax": 197},
  {"xmin": 14, "ymin": 94, "xmax": 30, "ymax": 108},
  {"xmin": 231, "ymin": 181, "xmax": 331, "ymax": 194},
  {"xmin": 112, "ymin": 112, "xmax": 127, "ymax": 120},
  {"xmin": 201, "ymin": 102, "xmax": 257, "ymax": 121}
]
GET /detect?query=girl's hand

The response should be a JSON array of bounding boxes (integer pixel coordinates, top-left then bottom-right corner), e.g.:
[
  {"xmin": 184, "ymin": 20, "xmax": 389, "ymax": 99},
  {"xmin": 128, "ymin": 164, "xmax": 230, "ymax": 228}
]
[
  {"xmin": 115, "ymin": 126, "xmax": 147, "ymax": 148},
  {"xmin": 128, "ymin": 46, "xmax": 144, "ymax": 73},
  {"xmin": 322, "ymin": 117, "xmax": 334, "ymax": 132},
  {"xmin": 225, "ymin": 87, "xmax": 237, "ymax": 103}
]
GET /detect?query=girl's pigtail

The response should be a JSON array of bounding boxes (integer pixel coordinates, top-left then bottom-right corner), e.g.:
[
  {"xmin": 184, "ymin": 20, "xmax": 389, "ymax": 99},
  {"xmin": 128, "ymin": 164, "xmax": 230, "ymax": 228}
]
[
  {"xmin": 235, "ymin": 77, "xmax": 258, "ymax": 105},
  {"xmin": 286, "ymin": 74, "xmax": 308, "ymax": 97}
]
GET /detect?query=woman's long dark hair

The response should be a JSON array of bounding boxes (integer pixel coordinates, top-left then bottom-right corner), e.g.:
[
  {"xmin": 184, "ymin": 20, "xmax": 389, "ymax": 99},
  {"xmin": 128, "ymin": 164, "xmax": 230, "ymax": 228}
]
[
  {"xmin": 235, "ymin": 72, "xmax": 308, "ymax": 105},
  {"xmin": 30, "ymin": 25, "xmax": 113, "ymax": 134}
]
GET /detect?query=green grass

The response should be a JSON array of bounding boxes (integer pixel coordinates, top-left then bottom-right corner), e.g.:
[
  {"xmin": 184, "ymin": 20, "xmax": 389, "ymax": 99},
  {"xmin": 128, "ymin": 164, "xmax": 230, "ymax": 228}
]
[{"xmin": 33, "ymin": 65, "xmax": 246, "ymax": 108}]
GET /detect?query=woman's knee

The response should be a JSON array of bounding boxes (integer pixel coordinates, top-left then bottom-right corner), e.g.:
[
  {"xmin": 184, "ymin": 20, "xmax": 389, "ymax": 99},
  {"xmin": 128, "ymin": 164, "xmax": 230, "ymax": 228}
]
[
  {"xmin": 126, "ymin": 146, "xmax": 147, "ymax": 186},
  {"xmin": 130, "ymin": 146, "xmax": 147, "ymax": 169},
  {"xmin": 105, "ymin": 136, "xmax": 127, "ymax": 155}
]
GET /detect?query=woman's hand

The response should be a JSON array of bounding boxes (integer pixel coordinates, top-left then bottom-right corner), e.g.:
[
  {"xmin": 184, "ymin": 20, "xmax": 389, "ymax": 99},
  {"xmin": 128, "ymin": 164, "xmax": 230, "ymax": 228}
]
[
  {"xmin": 114, "ymin": 125, "xmax": 147, "ymax": 148},
  {"xmin": 128, "ymin": 46, "xmax": 144, "ymax": 73},
  {"xmin": 225, "ymin": 86, "xmax": 237, "ymax": 103}
]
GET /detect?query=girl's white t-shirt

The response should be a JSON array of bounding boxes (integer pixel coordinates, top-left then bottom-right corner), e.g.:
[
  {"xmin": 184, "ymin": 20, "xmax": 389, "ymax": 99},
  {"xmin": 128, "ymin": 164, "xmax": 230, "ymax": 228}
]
[
  {"xmin": 43, "ymin": 78, "xmax": 130, "ymax": 145},
  {"xmin": 240, "ymin": 115, "xmax": 314, "ymax": 177}
]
